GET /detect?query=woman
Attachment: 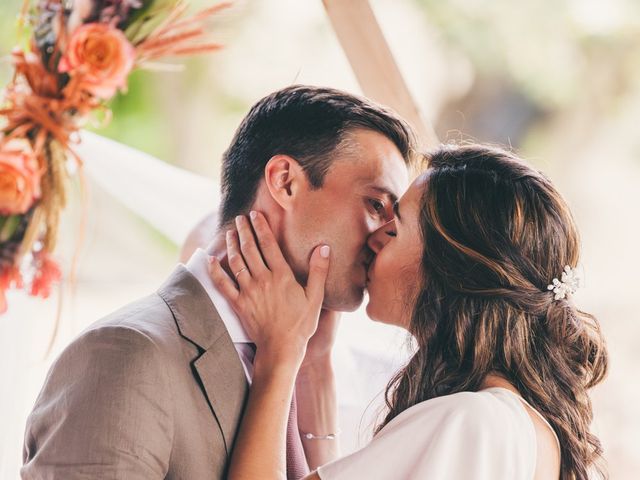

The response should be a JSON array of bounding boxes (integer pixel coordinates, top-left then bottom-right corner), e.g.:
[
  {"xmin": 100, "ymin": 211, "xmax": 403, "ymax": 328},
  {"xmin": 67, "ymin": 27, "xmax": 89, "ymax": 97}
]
[{"xmin": 208, "ymin": 144, "xmax": 608, "ymax": 479}]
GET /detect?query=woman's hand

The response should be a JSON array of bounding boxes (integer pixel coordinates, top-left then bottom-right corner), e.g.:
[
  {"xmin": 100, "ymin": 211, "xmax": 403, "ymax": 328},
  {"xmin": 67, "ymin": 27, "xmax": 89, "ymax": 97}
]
[{"xmin": 208, "ymin": 211, "xmax": 331, "ymax": 365}]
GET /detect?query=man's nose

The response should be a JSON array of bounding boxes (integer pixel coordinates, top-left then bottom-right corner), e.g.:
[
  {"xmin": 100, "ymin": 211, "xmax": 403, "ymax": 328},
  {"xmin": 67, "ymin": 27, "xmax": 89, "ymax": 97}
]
[{"xmin": 367, "ymin": 220, "xmax": 395, "ymax": 254}]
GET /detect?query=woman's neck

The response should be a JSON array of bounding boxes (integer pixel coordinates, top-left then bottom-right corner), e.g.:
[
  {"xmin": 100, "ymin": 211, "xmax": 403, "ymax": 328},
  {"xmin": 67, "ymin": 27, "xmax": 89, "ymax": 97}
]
[{"xmin": 480, "ymin": 374, "xmax": 520, "ymax": 396}]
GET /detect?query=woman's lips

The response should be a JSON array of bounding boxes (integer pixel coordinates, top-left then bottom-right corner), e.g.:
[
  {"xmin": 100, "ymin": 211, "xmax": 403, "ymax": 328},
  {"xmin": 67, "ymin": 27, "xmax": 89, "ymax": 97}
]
[{"xmin": 365, "ymin": 261, "xmax": 374, "ymax": 283}]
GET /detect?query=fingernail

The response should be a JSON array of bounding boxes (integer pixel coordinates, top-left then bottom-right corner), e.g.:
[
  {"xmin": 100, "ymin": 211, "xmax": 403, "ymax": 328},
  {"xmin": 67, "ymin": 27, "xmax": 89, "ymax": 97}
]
[
  {"xmin": 320, "ymin": 245, "xmax": 330, "ymax": 258},
  {"xmin": 249, "ymin": 211, "xmax": 257, "ymax": 220},
  {"xmin": 208, "ymin": 255, "xmax": 216, "ymax": 264}
]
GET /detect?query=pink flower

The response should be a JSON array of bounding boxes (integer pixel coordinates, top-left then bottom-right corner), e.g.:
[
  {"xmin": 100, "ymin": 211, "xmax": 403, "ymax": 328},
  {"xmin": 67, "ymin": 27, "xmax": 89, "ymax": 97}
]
[
  {"xmin": 0, "ymin": 139, "xmax": 42, "ymax": 215},
  {"xmin": 59, "ymin": 23, "xmax": 135, "ymax": 99},
  {"xmin": 30, "ymin": 253, "xmax": 62, "ymax": 299}
]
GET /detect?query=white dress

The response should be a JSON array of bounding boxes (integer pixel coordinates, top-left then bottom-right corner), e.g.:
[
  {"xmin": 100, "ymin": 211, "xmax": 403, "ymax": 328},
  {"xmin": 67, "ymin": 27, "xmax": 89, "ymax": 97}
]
[{"xmin": 317, "ymin": 387, "xmax": 557, "ymax": 480}]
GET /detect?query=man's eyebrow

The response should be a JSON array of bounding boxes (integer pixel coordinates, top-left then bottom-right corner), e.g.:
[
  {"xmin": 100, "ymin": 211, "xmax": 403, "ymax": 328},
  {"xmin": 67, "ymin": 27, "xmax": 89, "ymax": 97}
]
[
  {"xmin": 369, "ymin": 186, "xmax": 398, "ymax": 203},
  {"xmin": 393, "ymin": 201, "xmax": 402, "ymax": 222}
]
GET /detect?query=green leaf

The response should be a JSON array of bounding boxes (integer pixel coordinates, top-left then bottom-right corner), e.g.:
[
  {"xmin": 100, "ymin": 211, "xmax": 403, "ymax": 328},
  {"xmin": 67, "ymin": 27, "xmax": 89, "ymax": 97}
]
[{"xmin": 0, "ymin": 215, "xmax": 21, "ymax": 242}]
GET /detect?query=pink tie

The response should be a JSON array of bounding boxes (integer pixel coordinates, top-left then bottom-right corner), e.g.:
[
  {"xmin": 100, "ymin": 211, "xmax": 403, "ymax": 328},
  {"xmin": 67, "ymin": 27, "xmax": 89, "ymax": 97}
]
[
  {"xmin": 286, "ymin": 391, "xmax": 310, "ymax": 479},
  {"xmin": 242, "ymin": 343, "xmax": 308, "ymax": 479}
]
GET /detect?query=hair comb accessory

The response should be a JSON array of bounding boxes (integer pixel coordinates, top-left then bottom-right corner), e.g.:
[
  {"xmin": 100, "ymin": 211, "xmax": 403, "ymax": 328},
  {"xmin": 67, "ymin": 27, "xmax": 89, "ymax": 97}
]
[{"xmin": 547, "ymin": 265, "xmax": 580, "ymax": 300}]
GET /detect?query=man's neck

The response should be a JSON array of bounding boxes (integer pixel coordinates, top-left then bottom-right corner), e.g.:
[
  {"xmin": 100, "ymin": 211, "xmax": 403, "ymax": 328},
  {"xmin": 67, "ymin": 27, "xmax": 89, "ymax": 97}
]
[
  {"xmin": 204, "ymin": 207, "xmax": 284, "ymax": 280},
  {"xmin": 204, "ymin": 231, "xmax": 234, "ymax": 278}
]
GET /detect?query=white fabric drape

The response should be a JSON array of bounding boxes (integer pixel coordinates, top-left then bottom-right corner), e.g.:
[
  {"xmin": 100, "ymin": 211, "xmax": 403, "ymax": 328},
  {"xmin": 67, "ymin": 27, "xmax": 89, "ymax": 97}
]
[{"xmin": 76, "ymin": 131, "xmax": 220, "ymax": 246}]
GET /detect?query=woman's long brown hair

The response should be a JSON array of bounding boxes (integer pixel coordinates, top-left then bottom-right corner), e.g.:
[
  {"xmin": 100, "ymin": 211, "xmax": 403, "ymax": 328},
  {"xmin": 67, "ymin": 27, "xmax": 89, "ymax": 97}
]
[{"xmin": 377, "ymin": 144, "xmax": 608, "ymax": 479}]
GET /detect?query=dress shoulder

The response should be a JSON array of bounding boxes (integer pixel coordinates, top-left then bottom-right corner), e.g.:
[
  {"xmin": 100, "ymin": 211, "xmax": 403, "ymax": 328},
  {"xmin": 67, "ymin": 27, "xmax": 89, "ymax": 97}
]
[{"xmin": 318, "ymin": 388, "xmax": 536, "ymax": 480}]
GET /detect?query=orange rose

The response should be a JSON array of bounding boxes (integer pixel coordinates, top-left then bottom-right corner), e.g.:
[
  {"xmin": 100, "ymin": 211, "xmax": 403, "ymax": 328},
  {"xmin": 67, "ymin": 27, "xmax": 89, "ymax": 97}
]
[
  {"xmin": 59, "ymin": 23, "xmax": 135, "ymax": 99},
  {"xmin": 0, "ymin": 139, "xmax": 42, "ymax": 215}
]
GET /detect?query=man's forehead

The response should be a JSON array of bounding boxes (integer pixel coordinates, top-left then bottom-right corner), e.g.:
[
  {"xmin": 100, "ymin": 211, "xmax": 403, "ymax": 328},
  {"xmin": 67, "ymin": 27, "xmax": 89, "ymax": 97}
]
[{"xmin": 328, "ymin": 132, "xmax": 409, "ymax": 196}]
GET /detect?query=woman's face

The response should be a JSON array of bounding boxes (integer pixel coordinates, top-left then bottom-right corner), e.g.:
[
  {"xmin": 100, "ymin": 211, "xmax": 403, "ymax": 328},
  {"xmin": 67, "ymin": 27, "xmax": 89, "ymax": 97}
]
[{"xmin": 365, "ymin": 174, "xmax": 426, "ymax": 328}]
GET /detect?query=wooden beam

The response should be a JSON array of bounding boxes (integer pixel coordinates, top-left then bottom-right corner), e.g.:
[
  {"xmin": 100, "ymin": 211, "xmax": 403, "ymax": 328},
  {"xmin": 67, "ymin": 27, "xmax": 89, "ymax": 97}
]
[{"xmin": 322, "ymin": 0, "xmax": 439, "ymax": 149}]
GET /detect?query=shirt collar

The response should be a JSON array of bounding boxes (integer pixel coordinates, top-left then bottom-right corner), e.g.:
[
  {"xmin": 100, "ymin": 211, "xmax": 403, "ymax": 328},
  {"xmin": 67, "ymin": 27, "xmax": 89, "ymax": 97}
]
[{"xmin": 184, "ymin": 248, "xmax": 252, "ymax": 344}]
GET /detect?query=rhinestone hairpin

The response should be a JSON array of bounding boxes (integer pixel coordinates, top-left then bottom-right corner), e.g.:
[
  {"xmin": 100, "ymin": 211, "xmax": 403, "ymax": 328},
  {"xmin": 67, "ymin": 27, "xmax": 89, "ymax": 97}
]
[{"xmin": 547, "ymin": 265, "xmax": 580, "ymax": 301}]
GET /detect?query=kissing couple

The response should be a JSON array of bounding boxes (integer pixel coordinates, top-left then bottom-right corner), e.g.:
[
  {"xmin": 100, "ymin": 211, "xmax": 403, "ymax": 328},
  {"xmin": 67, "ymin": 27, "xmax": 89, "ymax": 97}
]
[{"xmin": 22, "ymin": 86, "xmax": 607, "ymax": 480}]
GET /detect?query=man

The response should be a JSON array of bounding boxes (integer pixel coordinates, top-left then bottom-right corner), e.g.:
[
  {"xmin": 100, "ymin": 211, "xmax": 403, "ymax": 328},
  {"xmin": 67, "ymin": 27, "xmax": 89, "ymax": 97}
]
[{"xmin": 21, "ymin": 85, "xmax": 414, "ymax": 479}]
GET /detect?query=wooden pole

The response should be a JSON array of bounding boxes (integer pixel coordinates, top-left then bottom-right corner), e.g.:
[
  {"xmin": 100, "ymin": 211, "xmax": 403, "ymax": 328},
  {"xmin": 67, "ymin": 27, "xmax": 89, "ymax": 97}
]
[{"xmin": 322, "ymin": 0, "xmax": 439, "ymax": 149}]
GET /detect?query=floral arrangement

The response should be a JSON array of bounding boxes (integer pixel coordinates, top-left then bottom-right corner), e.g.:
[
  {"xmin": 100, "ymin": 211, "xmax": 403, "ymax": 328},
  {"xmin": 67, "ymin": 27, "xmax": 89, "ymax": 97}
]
[{"xmin": 0, "ymin": 0, "xmax": 229, "ymax": 313}]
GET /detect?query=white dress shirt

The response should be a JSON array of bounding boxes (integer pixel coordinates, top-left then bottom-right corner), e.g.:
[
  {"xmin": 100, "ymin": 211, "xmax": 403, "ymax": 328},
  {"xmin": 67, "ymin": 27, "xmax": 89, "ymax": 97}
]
[{"xmin": 184, "ymin": 248, "xmax": 255, "ymax": 381}]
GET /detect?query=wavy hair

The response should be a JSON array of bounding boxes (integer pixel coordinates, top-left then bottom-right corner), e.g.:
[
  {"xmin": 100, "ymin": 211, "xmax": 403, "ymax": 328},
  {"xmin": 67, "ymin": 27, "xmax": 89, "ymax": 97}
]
[{"xmin": 377, "ymin": 144, "xmax": 608, "ymax": 479}]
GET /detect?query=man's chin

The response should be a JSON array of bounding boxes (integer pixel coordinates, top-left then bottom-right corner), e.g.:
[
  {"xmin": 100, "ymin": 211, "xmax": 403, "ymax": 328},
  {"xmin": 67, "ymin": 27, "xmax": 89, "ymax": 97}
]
[{"xmin": 322, "ymin": 286, "xmax": 365, "ymax": 313}]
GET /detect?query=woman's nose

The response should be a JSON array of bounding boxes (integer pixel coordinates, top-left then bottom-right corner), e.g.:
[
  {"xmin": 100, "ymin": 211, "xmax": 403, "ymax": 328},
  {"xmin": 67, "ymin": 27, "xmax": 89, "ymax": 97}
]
[{"xmin": 367, "ymin": 220, "xmax": 395, "ymax": 254}]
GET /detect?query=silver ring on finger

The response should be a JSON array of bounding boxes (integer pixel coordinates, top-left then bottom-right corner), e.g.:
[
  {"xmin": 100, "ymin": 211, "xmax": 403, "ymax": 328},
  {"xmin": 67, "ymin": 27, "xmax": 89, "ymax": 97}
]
[{"xmin": 234, "ymin": 267, "xmax": 248, "ymax": 279}]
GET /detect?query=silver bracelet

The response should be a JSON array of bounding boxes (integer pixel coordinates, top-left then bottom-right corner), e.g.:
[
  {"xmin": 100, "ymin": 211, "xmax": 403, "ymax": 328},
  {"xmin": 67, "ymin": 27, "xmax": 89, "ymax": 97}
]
[{"xmin": 300, "ymin": 429, "xmax": 341, "ymax": 440}]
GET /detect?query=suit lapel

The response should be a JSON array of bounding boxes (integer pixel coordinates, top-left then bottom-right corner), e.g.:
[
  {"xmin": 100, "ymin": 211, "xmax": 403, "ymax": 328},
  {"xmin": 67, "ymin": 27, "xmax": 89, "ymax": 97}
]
[
  {"xmin": 194, "ymin": 340, "xmax": 250, "ymax": 453},
  {"xmin": 158, "ymin": 265, "xmax": 249, "ymax": 455}
]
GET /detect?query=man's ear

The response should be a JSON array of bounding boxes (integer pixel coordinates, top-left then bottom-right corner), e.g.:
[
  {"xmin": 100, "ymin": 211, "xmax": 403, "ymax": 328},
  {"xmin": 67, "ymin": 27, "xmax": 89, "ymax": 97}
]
[{"xmin": 264, "ymin": 155, "xmax": 307, "ymax": 210}]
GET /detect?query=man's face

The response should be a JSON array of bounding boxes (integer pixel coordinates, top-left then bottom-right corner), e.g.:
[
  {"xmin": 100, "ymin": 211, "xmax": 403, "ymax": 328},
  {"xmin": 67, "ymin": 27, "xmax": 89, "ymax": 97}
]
[{"xmin": 280, "ymin": 128, "xmax": 409, "ymax": 312}]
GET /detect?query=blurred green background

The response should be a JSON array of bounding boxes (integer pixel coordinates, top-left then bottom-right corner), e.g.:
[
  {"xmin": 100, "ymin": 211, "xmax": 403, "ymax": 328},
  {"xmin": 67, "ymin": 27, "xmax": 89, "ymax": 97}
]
[{"xmin": 1, "ymin": 0, "xmax": 639, "ymax": 478}]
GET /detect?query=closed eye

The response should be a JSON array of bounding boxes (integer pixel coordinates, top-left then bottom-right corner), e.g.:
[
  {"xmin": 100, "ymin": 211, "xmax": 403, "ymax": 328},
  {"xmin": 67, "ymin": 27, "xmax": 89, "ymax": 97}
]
[{"xmin": 369, "ymin": 198, "xmax": 386, "ymax": 216}]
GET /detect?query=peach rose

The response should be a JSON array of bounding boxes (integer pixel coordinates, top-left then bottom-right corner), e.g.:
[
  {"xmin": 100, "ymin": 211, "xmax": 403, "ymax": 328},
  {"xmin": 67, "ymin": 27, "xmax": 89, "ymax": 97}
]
[
  {"xmin": 59, "ymin": 23, "xmax": 135, "ymax": 99},
  {"xmin": 0, "ymin": 139, "xmax": 42, "ymax": 215}
]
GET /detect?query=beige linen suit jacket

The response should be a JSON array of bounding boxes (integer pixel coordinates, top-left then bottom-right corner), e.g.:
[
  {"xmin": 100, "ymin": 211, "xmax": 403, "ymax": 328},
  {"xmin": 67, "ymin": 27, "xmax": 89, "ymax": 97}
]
[{"xmin": 21, "ymin": 265, "xmax": 249, "ymax": 479}]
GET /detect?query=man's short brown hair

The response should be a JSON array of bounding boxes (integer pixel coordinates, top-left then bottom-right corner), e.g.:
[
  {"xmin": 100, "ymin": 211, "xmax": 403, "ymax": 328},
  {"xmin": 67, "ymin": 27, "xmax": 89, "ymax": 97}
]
[{"xmin": 219, "ymin": 85, "xmax": 416, "ymax": 226}]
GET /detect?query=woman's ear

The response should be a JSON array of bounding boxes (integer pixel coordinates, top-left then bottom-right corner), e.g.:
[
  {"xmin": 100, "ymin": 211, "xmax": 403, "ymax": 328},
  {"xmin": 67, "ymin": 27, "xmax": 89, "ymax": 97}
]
[{"xmin": 264, "ymin": 155, "xmax": 307, "ymax": 210}]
